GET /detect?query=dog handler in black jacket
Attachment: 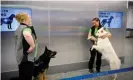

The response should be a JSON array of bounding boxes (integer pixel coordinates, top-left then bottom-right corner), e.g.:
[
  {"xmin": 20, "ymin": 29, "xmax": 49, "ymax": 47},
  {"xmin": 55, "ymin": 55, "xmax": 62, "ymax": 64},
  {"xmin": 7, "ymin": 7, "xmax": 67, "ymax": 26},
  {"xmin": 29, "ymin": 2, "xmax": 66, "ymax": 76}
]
[
  {"xmin": 15, "ymin": 13, "xmax": 37, "ymax": 80},
  {"xmin": 88, "ymin": 18, "xmax": 111, "ymax": 73}
]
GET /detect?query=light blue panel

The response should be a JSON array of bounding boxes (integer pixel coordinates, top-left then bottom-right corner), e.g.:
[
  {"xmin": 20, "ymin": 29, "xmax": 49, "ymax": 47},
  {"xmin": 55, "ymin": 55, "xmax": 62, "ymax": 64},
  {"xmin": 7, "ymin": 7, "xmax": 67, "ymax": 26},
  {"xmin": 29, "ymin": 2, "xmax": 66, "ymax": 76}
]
[
  {"xmin": 1, "ymin": 7, "xmax": 32, "ymax": 31},
  {"xmin": 99, "ymin": 11, "xmax": 123, "ymax": 28}
]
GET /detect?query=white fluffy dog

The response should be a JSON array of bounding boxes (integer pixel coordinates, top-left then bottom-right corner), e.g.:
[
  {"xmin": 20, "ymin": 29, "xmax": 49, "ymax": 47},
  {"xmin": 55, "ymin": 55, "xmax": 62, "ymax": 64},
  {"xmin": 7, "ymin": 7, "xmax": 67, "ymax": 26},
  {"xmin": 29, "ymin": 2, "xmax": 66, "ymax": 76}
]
[{"xmin": 90, "ymin": 27, "xmax": 121, "ymax": 80}]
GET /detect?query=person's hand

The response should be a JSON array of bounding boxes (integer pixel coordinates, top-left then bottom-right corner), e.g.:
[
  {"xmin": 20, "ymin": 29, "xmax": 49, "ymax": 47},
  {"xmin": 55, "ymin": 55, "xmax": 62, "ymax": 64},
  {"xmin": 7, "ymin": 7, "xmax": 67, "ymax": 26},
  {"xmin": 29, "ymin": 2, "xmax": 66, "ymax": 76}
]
[
  {"xmin": 91, "ymin": 36, "xmax": 97, "ymax": 41},
  {"xmin": 27, "ymin": 46, "xmax": 35, "ymax": 53}
]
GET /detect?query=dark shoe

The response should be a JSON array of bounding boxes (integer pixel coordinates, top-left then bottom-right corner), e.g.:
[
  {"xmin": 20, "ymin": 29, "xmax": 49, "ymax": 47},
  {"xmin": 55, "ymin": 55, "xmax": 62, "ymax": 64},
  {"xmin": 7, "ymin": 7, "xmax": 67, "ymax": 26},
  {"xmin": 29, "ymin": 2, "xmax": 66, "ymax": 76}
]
[
  {"xmin": 96, "ymin": 70, "xmax": 101, "ymax": 73},
  {"xmin": 89, "ymin": 69, "xmax": 94, "ymax": 73}
]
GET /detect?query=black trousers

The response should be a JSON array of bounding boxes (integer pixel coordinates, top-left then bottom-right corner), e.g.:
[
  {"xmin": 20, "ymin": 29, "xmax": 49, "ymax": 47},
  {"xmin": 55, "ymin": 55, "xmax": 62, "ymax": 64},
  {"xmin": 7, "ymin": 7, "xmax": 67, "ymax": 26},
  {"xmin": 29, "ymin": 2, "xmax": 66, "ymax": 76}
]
[
  {"xmin": 19, "ymin": 61, "xmax": 34, "ymax": 80},
  {"xmin": 88, "ymin": 48, "xmax": 102, "ymax": 71}
]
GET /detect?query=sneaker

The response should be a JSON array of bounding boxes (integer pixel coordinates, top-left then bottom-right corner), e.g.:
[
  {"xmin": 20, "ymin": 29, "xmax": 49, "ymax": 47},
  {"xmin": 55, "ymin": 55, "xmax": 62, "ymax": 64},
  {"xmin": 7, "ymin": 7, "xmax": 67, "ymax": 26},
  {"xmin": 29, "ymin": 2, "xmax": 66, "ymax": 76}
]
[{"xmin": 89, "ymin": 69, "xmax": 94, "ymax": 73}]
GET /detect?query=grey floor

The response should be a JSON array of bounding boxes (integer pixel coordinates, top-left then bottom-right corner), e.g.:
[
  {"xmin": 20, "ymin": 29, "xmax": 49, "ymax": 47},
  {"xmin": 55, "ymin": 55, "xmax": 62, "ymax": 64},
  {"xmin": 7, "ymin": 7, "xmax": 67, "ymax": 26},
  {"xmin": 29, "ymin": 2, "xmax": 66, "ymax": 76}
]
[
  {"xmin": 46, "ymin": 65, "xmax": 133, "ymax": 80},
  {"xmin": 1, "ymin": 64, "xmax": 133, "ymax": 80}
]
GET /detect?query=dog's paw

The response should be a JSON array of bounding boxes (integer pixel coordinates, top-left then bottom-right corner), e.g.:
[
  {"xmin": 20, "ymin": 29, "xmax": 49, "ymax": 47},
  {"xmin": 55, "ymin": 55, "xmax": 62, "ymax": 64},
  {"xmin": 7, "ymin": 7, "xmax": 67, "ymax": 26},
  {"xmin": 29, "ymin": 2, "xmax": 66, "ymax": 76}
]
[
  {"xmin": 109, "ymin": 74, "xmax": 117, "ymax": 80},
  {"xmin": 91, "ymin": 45, "xmax": 96, "ymax": 51},
  {"xmin": 108, "ymin": 75, "xmax": 117, "ymax": 80},
  {"xmin": 91, "ymin": 47, "xmax": 94, "ymax": 51},
  {"xmin": 113, "ymin": 76, "xmax": 117, "ymax": 80}
]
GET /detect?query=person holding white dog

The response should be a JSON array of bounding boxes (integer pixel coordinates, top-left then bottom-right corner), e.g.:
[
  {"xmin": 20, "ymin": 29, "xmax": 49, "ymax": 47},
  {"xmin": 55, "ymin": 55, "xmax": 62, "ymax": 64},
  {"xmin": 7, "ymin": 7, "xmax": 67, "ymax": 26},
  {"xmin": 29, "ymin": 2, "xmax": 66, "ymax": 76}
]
[{"xmin": 88, "ymin": 18, "xmax": 112, "ymax": 73}]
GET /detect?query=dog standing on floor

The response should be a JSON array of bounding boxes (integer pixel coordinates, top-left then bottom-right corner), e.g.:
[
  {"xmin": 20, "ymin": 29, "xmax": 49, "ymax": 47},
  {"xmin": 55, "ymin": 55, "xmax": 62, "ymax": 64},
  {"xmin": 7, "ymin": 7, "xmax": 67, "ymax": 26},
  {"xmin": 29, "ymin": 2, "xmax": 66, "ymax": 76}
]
[
  {"xmin": 89, "ymin": 27, "xmax": 121, "ymax": 80},
  {"xmin": 10, "ymin": 46, "xmax": 57, "ymax": 80},
  {"xmin": 33, "ymin": 46, "xmax": 57, "ymax": 80}
]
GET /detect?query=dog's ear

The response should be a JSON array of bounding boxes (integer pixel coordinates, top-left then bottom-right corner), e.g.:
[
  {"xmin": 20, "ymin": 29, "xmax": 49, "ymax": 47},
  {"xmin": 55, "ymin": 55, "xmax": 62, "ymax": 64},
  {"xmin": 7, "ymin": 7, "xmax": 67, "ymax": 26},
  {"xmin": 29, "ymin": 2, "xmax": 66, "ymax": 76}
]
[{"xmin": 45, "ymin": 46, "xmax": 47, "ymax": 50}]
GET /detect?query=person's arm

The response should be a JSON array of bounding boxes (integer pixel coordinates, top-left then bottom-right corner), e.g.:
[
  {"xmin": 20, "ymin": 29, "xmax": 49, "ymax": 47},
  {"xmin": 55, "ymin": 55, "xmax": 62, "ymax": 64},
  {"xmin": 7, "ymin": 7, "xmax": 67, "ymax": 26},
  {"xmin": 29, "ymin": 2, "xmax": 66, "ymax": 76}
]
[
  {"xmin": 88, "ymin": 29, "xmax": 97, "ymax": 41},
  {"xmin": 23, "ymin": 28, "xmax": 35, "ymax": 53}
]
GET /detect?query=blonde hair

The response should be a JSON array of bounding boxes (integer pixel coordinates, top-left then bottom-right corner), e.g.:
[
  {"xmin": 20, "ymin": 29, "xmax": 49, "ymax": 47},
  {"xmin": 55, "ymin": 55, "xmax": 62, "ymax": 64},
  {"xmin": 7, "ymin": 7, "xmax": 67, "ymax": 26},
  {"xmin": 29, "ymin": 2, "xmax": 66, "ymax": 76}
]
[{"xmin": 15, "ymin": 13, "xmax": 29, "ymax": 23}]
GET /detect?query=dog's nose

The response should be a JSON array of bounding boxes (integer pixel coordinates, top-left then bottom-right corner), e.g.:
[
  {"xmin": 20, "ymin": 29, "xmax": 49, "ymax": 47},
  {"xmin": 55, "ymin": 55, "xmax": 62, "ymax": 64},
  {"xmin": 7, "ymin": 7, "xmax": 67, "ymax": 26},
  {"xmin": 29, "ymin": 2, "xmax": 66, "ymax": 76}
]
[{"xmin": 54, "ymin": 51, "xmax": 57, "ymax": 54}]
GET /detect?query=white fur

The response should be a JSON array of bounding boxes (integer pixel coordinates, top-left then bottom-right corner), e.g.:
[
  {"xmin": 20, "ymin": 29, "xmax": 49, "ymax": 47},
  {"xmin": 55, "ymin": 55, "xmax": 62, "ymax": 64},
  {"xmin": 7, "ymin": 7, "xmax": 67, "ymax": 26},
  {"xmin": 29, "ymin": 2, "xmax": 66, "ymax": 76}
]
[{"xmin": 91, "ymin": 27, "xmax": 121, "ymax": 80}]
